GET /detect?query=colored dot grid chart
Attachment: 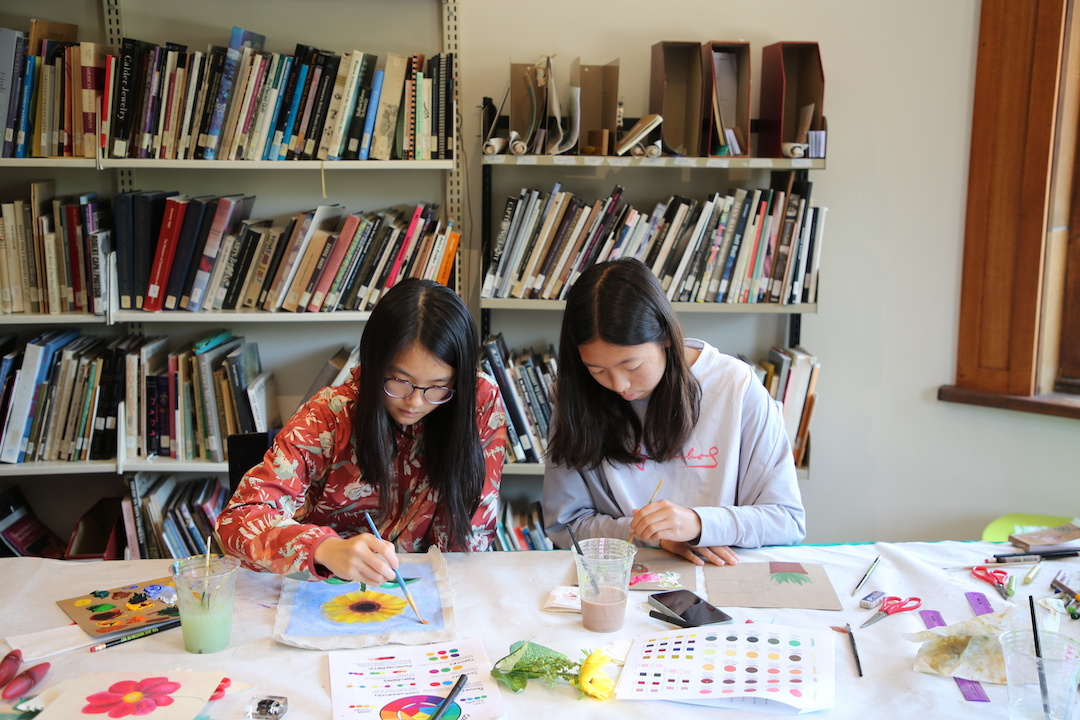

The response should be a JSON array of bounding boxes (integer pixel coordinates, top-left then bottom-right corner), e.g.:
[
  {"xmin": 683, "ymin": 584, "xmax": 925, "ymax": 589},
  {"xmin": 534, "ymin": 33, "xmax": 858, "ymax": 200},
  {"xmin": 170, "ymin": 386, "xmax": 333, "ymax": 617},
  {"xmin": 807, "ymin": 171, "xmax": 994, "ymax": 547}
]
[
  {"xmin": 614, "ymin": 625, "xmax": 836, "ymax": 714},
  {"xmin": 327, "ymin": 637, "xmax": 506, "ymax": 720}
]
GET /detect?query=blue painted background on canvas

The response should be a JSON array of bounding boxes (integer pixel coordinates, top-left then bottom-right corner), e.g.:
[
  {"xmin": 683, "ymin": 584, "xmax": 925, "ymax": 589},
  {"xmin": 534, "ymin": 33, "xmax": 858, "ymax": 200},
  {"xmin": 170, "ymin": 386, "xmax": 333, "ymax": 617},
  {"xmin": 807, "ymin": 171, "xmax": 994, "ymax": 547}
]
[{"xmin": 286, "ymin": 560, "xmax": 445, "ymax": 636}]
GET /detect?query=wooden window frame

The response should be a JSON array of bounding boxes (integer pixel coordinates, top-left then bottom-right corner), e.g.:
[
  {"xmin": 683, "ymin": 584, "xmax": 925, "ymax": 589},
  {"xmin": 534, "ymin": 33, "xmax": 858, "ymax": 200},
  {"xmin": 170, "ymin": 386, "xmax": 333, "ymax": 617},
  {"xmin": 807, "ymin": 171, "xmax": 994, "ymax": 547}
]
[{"xmin": 938, "ymin": 0, "xmax": 1080, "ymax": 420}]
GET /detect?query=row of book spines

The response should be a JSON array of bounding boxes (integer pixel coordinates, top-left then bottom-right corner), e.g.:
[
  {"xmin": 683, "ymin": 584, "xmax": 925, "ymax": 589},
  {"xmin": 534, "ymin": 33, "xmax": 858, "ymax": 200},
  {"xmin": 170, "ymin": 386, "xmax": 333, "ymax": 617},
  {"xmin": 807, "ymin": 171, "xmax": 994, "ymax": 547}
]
[
  {"xmin": 0, "ymin": 330, "xmax": 122, "ymax": 465},
  {"xmin": 130, "ymin": 197, "xmax": 459, "ymax": 316},
  {"xmin": 124, "ymin": 473, "xmax": 226, "ymax": 561},
  {"xmin": 0, "ymin": 329, "xmax": 274, "ymax": 465},
  {"xmin": 0, "ymin": 189, "xmax": 460, "ymax": 317},
  {"xmin": 480, "ymin": 335, "xmax": 555, "ymax": 465},
  {"xmin": 482, "ymin": 181, "xmax": 825, "ymax": 307},
  {"xmin": 0, "ymin": 23, "xmax": 454, "ymax": 161},
  {"xmin": 493, "ymin": 502, "xmax": 554, "ymax": 551},
  {"xmin": 123, "ymin": 333, "xmax": 283, "ymax": 464}
]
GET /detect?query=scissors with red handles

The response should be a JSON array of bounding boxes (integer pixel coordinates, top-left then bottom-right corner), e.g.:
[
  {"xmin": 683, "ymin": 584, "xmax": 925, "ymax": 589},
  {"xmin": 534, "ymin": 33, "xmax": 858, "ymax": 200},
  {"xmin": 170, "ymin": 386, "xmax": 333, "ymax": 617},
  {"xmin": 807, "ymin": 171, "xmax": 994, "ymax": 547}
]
[
  {"xmin": 971, "ymin": 565, "xmax": 1010, "ymax": 600},
  {"xmin": 859, "ymin": 596, "xmax": 922, "ymax": 628}
]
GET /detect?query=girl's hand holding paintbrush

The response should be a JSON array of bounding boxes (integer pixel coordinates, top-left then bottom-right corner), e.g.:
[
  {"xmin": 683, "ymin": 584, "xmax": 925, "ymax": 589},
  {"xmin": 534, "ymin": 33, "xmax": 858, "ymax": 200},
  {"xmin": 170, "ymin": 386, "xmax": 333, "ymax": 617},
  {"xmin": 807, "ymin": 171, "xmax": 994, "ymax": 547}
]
[
  {"xmin": 629, "ymin": 481, "xmax": 739, "ymax": 566},
  {"xmin": 314, "ymin": 534, "xmax": 400, "ymax": 585}
]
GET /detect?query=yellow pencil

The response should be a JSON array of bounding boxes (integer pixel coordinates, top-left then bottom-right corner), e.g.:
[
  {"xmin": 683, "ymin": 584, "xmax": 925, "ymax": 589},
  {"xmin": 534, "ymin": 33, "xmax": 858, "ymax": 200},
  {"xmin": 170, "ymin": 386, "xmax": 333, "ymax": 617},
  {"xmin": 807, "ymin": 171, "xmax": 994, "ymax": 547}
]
[{"xmin": 647, "ymin": 478, "xmax": 665, "ymax": 505}]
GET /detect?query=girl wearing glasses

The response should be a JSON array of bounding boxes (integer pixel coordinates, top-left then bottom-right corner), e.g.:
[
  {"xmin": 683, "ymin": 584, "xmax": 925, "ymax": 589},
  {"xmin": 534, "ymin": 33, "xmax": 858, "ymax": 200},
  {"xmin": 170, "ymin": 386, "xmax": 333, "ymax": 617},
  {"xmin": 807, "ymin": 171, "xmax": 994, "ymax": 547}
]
[
  {"xmin": 217, "ymin": 279, "xmax": 508, "ymax": 584},
  {"xmin": 543, "ymin": 258, "xmax": 805, "ymax": 566}
]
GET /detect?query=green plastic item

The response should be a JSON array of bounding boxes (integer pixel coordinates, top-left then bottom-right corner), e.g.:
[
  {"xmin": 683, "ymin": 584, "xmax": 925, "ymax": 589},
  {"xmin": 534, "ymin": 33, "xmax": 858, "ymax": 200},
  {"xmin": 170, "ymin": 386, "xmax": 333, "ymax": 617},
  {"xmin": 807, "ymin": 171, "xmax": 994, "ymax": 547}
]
[{"xmin": 981, "ymin": 513, "xmax": 1074, "ymax": 542}]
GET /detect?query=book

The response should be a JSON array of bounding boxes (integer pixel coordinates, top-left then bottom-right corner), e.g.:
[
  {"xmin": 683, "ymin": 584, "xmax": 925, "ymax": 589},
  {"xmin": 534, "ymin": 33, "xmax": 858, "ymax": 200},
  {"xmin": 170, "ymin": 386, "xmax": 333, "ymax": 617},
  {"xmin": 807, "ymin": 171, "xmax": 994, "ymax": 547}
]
[
  {"xmin": 162, "ymin": 195, "xmax": 215, "ymax": 311},
  {"xmin": 2, "ymin": 34, "xmax": 28, "ymax": 159},
  {"xmin": 1008, "ymin": 523, "xmax": 1080, "ymax": 552},
  {"xmin": 0, "ymin": 27, "xmax": 25, "ymax": 157},
  {"xmin": 614, "ymin": 113, "xmax": 662, "ymax": 155},
  {"xmin": 246, "ymin": 370, "xmax": 282, "ymax": 432},
  {"xmin": 0, "ymin": 328, "xmax": 80, "ymax": 463},
  {"xmin": 0, "ymin": 484, "xmax": 66, "ymax": 558},
  {"xmin": 194, "ymin": 336, "xmax": 244, "ymax": 462},
  {"xmin": 224, "ymin": 341, "xmax": 261, "ymax": 434},
  {"xmin": 338, "ymin": 52, "xmax": 378, "ymax": 160},
  {"xmin": 130, "ymin": 190, "xmax": 177, "ymax": 310},
  {"xmin": 263, "ymin": 204, "xmax": 342, "ymax": 310},
  {"xmin": 142, "ymin": 194, "xmax": 189, "ymax": 311},
  {"xmin": 185, "ymin": 194, "xmax": 256, "ymax": 312},
  {"xmin": 202, "ymin": 27, "xmax": 265, "ymax": 160},
  {"xmin": 370, "ymin": 52, "xmax": 408, "ymax": 160},
  {"xmin": 357, "ymin": 69, "xmax": 384, "ymax": 160}
]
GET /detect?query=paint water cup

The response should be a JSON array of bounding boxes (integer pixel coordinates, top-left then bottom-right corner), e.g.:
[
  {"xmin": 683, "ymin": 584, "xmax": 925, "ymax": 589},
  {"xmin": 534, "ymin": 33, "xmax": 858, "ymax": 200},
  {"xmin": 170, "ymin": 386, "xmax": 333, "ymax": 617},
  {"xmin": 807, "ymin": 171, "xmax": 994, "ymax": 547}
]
[
  {"xmin": 573, "ymin": 537, "xmax": 637, "ymax": 633},
  {"xmin": 170, "ymin": 555, "xmax": 240, "ymax": 654},
  {"xmin": 1001, "ymin": 629, "xmax": 1080, "ymax": 720}
]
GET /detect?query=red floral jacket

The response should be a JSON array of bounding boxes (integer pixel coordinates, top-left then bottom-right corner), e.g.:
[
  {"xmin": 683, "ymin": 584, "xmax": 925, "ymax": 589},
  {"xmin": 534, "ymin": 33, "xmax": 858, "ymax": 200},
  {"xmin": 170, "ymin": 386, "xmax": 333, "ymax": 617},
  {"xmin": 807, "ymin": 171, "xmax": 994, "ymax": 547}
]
[{"xmin": 216, "ymin": 366, "xmax": 507, "ymax": 580}]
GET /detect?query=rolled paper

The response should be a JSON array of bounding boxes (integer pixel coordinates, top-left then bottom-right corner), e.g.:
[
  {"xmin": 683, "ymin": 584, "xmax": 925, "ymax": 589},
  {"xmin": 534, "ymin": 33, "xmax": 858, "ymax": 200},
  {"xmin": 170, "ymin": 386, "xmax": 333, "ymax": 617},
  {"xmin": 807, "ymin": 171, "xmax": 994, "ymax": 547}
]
[
  {"xmin": 644, "ymin": 141, "xmax": 662, "ymax": 158},
  {"xmin": 483, "ymin": 137, "xmax": 508, "ymax": 155},
  {"xmin": 781, "ymin": 142, "xmax": 809, "ymax": 158},
  {"xmin": 630, "ymin": 143, "xmax": 645, "ymax": 157},
  {"xmin": 508, "ymin": 130, "xmax": 528, "ymax": 156}
]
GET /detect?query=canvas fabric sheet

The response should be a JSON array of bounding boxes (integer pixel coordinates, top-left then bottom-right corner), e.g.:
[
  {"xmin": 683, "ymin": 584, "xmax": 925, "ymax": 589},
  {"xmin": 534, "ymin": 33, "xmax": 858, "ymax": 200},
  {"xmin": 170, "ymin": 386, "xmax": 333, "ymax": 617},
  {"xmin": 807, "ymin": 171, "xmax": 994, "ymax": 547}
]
[{"xmin": 273, "ymin": 547, "xmax": 456, "ymax": 650}]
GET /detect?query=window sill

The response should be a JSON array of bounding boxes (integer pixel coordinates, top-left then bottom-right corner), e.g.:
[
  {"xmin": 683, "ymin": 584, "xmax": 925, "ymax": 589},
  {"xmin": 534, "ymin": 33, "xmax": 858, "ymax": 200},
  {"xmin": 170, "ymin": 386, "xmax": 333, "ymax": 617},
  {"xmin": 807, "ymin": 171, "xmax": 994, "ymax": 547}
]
[{"xmin": 938, "ymin": 385, "xmax": 1080, "ymax": 420}]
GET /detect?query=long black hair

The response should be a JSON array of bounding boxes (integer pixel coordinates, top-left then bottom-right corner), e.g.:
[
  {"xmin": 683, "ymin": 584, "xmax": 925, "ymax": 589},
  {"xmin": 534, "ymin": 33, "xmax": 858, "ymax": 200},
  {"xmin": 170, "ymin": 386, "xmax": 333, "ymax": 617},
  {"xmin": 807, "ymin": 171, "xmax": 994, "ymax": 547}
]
[
  {"xmin": 353, "ymin": 278, "xmax": 483, "ymax": 548},
  {"xmin": 547, "ymin": 258, "xmax": 700, "ymax": 470}
]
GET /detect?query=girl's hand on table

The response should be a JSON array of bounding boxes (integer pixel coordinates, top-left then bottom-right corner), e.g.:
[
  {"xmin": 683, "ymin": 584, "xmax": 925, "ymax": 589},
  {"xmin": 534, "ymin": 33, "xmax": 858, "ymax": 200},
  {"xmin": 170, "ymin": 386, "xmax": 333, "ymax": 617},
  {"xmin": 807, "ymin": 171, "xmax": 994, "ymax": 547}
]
[{"xmin": 659, "ymin": 540, "xmax": 739, "ymax": 566}]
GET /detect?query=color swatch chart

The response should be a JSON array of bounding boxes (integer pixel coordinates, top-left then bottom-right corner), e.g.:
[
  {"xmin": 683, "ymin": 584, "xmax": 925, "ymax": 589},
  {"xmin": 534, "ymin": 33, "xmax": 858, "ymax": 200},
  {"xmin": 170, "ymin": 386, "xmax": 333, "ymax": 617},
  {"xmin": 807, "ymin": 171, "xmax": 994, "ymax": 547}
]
[
  {"xmin": 615, "ymin": 624, "xmax": 835, "ymax": 713},
  {"xmin": 328, "ymin": 637, "xmax": 506, "ymax": 720}
]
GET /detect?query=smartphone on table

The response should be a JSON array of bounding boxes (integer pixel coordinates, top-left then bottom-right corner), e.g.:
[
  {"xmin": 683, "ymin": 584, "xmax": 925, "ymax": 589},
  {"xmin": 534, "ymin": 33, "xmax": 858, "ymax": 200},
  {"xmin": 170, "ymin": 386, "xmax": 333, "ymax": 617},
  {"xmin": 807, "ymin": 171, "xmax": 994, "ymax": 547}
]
[{"xmin": 648, "ymin": 589, "xmax": 733, "ymax": 627}]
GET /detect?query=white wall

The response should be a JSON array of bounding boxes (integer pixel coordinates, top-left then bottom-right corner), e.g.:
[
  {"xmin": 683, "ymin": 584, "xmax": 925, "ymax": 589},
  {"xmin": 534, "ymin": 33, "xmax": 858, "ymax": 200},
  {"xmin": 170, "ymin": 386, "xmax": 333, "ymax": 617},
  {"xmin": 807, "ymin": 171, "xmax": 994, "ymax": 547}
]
[{"xmin": 458, "ymin": 0, "xmax": 1080, "ymax": 543}]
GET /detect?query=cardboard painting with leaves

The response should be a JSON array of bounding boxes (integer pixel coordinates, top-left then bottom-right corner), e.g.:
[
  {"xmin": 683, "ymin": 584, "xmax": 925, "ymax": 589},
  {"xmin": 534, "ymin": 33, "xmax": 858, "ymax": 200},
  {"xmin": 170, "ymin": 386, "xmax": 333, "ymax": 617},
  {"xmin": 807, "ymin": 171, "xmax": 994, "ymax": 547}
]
[
  {"xmin": 703, "ymin": 561, "xmax": 842, "ymax": 610},
  {"xmin": 56, "ymin": 577, "xmax": 179, "ymax": 639}
]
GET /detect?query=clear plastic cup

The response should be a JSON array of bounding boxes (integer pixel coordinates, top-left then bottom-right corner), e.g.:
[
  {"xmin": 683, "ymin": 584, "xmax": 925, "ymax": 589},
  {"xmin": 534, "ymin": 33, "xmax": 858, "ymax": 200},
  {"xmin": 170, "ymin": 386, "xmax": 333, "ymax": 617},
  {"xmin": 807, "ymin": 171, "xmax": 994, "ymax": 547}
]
[
  {"xmin": 170, "ymin": 555, "xmax": 240, "ymax": 654},
  {"xmin": 1000, "ymin": 629, "xmax": 1080, "ymax": 720},
  {"xmin": 573, "ymin": 537, "xmax": 637, "ymax": 633}
]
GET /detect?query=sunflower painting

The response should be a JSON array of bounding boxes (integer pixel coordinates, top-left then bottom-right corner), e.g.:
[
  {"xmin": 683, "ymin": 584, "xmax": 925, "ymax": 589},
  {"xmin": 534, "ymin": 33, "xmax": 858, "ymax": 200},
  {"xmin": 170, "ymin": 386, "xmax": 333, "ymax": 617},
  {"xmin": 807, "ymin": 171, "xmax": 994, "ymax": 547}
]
[
  {"xmin": 276, "ymin": 549, "xmax": 456, "ymax": 648},
  {"xmin": 322, "ymin": 589, "xmax": 408, "ymax": 623}
]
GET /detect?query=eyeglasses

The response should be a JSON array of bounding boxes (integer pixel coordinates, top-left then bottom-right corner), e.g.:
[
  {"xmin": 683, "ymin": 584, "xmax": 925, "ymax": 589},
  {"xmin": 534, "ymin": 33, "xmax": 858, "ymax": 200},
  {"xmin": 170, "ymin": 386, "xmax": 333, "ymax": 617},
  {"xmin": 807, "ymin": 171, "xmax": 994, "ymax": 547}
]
[{"xmin": 383, "ymin": 377, "xmax": 455, "ymax": 404}]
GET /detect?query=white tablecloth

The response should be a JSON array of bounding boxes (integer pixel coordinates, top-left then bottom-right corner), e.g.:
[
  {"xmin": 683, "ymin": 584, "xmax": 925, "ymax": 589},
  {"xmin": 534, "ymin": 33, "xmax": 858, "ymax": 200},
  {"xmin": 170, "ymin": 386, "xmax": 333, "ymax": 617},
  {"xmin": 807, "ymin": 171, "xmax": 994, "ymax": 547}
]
[{"xmin": 1, "ymin": 541, "xmax": 1075, "ymax": 718}]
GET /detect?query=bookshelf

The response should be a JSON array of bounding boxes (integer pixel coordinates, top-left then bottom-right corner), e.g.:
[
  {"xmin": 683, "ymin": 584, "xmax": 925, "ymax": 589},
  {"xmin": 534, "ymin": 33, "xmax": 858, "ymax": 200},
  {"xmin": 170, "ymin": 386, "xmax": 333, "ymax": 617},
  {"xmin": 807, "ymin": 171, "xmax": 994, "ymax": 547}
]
[
  {"xmin": 0, "ymin": 0, "xmax": 461, "ymax": 541},
  {"xmin": 479, "ymin": 153, "xmax": 824, "ymax": 490}
]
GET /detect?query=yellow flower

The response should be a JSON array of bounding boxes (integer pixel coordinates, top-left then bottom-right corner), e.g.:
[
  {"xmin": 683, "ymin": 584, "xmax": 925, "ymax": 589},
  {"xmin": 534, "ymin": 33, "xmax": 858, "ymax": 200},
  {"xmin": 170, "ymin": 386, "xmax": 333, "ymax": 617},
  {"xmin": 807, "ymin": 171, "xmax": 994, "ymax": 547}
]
[
  {"xmin": 577, "ymin": 649, "xmax": 615, "ymax": 700},
  {"xmin": 322, "ymin": 589, "xmax": 408, "ymax": 623}
]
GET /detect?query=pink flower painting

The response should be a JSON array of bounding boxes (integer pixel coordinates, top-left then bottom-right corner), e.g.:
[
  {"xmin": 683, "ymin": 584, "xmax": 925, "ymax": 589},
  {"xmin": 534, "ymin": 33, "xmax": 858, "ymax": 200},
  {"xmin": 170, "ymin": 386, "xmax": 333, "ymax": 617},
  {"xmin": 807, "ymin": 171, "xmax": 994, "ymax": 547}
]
[{"xmin": 82, "ymin": 677, "xmax": 181, "ymax": 717}]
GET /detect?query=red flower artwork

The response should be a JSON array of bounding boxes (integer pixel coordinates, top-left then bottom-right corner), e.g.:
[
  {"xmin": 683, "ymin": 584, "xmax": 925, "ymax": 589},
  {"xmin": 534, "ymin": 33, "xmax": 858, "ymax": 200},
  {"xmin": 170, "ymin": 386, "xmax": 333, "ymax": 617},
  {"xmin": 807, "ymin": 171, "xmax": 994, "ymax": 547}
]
[{"xmin": 82, "ymin": 677, "xmax": 181, "ymax": 717}]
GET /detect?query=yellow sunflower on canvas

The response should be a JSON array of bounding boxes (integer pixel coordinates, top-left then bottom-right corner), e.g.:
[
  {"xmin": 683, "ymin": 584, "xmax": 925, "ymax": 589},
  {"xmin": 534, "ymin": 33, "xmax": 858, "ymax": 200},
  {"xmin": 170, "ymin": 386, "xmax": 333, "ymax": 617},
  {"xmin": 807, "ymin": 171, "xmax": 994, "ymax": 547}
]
[{"xmin": 322, "ymin": 590, "xmax": 408, "ymax": 623}]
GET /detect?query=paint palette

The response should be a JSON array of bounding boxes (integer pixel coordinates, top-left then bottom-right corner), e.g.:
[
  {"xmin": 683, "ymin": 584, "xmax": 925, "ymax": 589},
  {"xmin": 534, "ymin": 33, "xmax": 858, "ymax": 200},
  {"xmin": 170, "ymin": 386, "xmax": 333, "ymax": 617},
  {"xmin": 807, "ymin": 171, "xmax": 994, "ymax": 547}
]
[
  {"xmin": 56, "ymin": 577, "xmax": 179, "ymax": 639},
  {"xmin": 615, "ymin": 624, "xmax": 836, "ymax": 713}
]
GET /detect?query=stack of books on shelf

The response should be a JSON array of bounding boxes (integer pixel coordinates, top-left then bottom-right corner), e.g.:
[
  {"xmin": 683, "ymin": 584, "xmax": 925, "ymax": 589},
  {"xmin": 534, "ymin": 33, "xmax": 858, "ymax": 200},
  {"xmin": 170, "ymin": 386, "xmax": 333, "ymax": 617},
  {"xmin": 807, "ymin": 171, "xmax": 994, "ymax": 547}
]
[
  {"xmin": 481, "ymin": 176, "xmax": 825, "ymax": 306},
  {"xmin": 479, "ymin": 333, "xmax": 555, "ymax": 465},
  {"xmin": 0, "ymin": 179, "xmax": 112, "ymax": 316},
  {"xmin": 0, "ymin": 328, "xmax": 124, "ymax": 465},
  {"xmin": 0, "ymin": 19, "xmax": 455, "ymax": 161},
  {"xmin": 124, "ymin": 193, "xmax": 459, "ymax": 314},
  {"xmin": 0, "ymin": 326, "xmax": 285, "ymax": 465},
  {"xmin": 123, "ymin": 473, "xmax": 228, "ymax": 560},
  {"xmin": 0, "ymin": 179, "xmax": 461, "ymax": 317},
  {"xmin": 740, "ymin": 346, "xmax": 819, "ymax": 467},
  {"xmin": 494, "ymin": 500, "xmax": 553, "ymax": 552},
  {"xmin": 122, "ymin": 329, "xmax": 283, "ymax": 464}
]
